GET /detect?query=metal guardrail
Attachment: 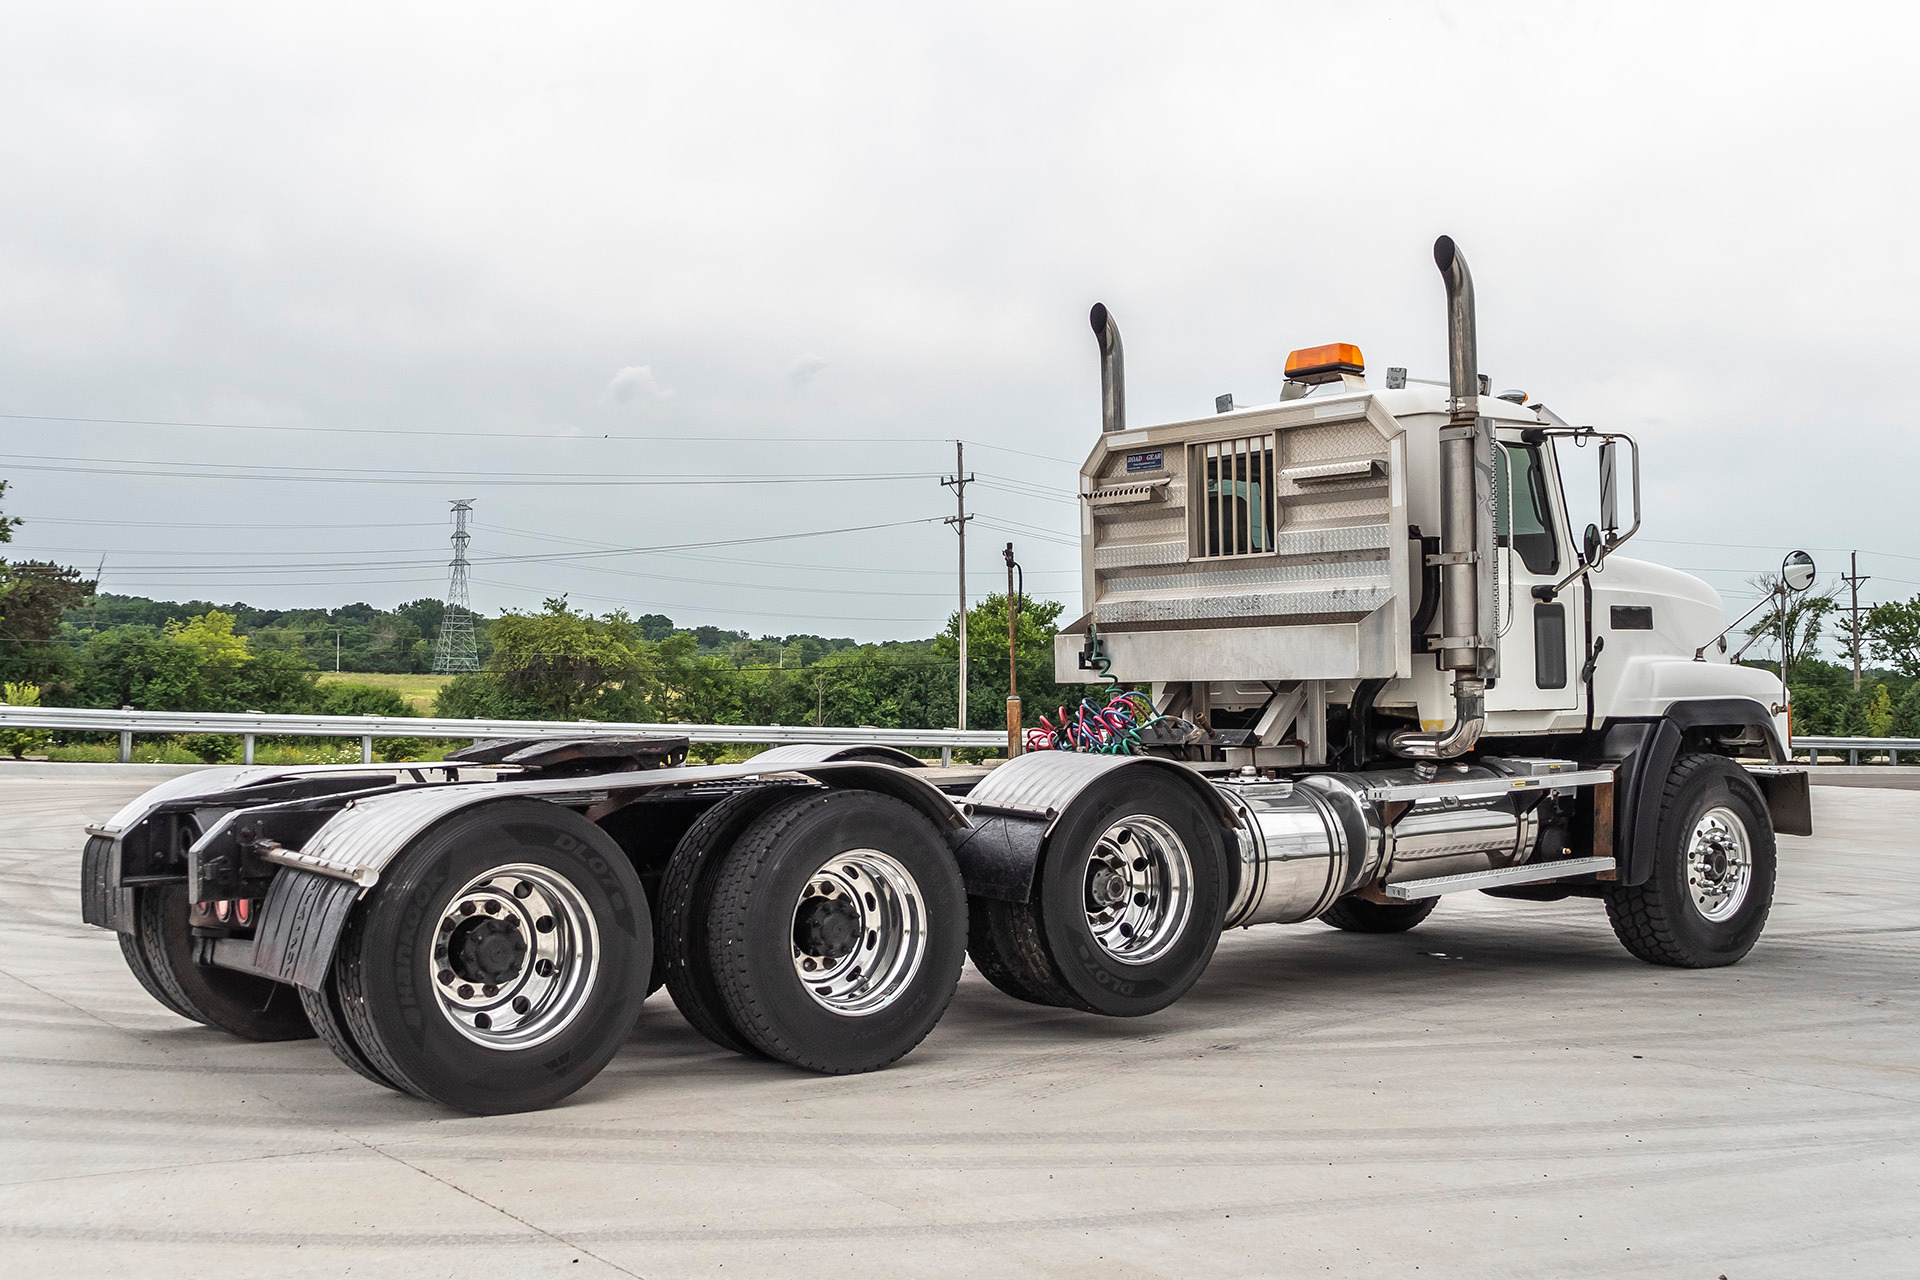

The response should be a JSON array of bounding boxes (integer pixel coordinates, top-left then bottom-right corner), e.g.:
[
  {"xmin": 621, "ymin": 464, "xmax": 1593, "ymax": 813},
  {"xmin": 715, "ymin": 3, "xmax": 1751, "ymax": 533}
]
[
  {"xmin": 0, "ymin": 704, "xmax": 1006, "ymax": 766},
  {"xmin": 1790, "ymin": 735, "xmax": 1920, "ymax": 766}
]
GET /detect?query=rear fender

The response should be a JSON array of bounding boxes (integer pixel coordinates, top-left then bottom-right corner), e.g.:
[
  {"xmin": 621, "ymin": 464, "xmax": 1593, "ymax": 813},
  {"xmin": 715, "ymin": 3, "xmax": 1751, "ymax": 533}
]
[{"xmin": 946, "ymin": 752, "xmax": 1235, "ymax": 903}]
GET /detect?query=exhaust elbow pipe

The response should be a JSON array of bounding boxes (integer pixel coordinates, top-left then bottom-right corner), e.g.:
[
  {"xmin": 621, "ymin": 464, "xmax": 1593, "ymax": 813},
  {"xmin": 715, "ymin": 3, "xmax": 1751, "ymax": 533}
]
[
  {"xmin": 1090, "ymin": 303, "xmax": 1125, "ymax": 435},
  {"xmin": 1390, "ymin": 236, "xmax": 1489, "ymax": 761},
  {"xmin": 1388, "ymin": 678, "xmax": 1486, "ymax": 759}
]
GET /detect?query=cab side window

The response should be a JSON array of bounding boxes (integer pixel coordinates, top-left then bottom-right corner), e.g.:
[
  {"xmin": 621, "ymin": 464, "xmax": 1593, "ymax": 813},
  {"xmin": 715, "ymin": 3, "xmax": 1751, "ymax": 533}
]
[{"xmin": 1496, "ymin": 443, "xmax": 1560, "ymax": 577}]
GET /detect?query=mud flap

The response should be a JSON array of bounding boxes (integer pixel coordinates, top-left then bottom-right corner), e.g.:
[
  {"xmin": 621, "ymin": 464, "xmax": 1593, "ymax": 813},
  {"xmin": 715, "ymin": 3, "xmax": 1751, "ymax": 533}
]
[
  {"xmin": 80, "ymin": 835, "xmax": 134, "ymax": 933},
  {"xmin": 946, "ymin": 815, "xmax": 1048, "ymax": 903},
  {"xmin": 236, "ymin": 869, "xmax": 362, "ymax": 991}
]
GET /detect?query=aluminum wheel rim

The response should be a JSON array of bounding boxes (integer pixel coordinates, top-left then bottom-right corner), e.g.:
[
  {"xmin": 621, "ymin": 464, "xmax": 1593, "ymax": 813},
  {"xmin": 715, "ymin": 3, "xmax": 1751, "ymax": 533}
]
[
  {"xmin": 1686, "ymin": 806, "xmax": 1752, "ymax": 923},
  {"xmin": 431, "ymin": 863, "xmax": 600, "ymax": 1050},
  {"xmin": 791, "ymin": 849, "xmax": 928, "ymax": 1017},
  {"xmin": 1083, "ymin": 814, "xmax": 1194, "ymax": 966}
]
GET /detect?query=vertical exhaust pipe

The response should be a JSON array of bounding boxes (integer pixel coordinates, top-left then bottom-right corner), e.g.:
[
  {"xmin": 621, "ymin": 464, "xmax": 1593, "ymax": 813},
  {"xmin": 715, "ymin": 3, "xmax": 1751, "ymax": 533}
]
[
  {"xmin": 1390, "ymin": 235, "xmax": 1488, "ymax": 760},
  {"xmin": 1090, "ymin": 303, "xmax": 1125, "ymax": 435}
]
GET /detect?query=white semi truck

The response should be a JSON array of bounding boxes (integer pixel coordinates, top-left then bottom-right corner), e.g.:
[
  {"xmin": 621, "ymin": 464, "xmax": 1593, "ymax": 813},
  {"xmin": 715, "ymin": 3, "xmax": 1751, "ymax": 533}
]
[{"xmin": 79, "ymin": 238, "xmax": 1812, "ymax": 1113}]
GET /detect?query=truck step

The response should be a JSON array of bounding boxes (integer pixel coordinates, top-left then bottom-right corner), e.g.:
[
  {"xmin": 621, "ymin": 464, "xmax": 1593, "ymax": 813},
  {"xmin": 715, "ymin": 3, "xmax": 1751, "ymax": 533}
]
[{"xmin": 1382, "ymin": 856, "xmax": 1616, "ymax": 901}]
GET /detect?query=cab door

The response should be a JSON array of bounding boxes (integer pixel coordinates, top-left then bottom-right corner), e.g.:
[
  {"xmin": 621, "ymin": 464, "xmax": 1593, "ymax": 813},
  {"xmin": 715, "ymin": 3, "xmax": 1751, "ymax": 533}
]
[{"xmin": 1485, "ymin": 436, "xmax": 1581, "ymax": 713}]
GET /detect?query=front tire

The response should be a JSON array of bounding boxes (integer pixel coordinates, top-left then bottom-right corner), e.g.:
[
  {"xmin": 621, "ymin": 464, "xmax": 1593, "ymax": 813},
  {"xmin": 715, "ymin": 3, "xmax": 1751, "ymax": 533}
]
[
  {"xmin": 1605, "ymin": 753, "xmax": 1776, "ymax": 968},
  {"xmin": 332, "ymin": 800, "xmax": 651, "ymax": 1113}
]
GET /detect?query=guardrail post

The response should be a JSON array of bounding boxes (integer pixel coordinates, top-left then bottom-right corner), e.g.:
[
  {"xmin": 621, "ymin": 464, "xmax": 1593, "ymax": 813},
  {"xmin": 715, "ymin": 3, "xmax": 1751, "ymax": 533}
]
[
  {"xmin": 1849, "ymin": 747, "xmax": 1859, "ymax": 766},
  {"xmin": 361, "ymin": 735, "xmax": 374, "ymax": 764},
  {"xmin": 941, "ymin": 747, "xmax": 952, "ymax": 766},
  {"xmin": 243, "ymin": 734, "xmax": 255, "ymax": 765},
  {"xmin": 119, "ymin": 730, "xmax": 132, "ymax": 763}
]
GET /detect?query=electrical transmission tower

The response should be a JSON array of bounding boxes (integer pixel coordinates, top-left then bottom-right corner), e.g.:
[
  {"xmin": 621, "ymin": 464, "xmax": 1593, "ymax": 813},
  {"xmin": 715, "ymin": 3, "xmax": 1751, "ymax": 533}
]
[{"xmin": 433, "ymin": 499, "xmax": 481, "ymax": 673}]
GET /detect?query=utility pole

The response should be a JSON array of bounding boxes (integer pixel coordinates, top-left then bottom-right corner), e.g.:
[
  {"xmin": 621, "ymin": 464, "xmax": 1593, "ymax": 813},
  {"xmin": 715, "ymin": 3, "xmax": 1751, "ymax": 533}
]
[
  {"xmin": 335, "ymin": 629, "xmax": 341, "ymax": 673},
  {"xmin": 942, "ymin": 443, "xmax": 974, "ymax": 730},
  {"xmin": 1004, "ymin": 542, "xmax": 1022, "ymax": 757},
  {"xmin": 1842, "ymin": 550, "xmax": 1870, "ymax": 691}
]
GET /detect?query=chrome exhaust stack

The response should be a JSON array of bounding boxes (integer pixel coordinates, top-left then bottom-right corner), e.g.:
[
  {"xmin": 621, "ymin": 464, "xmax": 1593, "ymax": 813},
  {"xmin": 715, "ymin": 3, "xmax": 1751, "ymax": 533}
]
[
  {"xmin": 1089, "ymin": 303, "xmax": 1126, "ymax": 435},
  {"xmin": 1389, "ymin": 235, "xmax": 1493, "ymax": 760}
]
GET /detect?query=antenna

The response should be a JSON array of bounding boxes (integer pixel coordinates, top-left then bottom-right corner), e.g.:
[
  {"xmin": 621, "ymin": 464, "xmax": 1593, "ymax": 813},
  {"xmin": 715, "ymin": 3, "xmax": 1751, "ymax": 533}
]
[{"xmin": 432, "ymin": 499, "xmax": 481, "ymax": 674}]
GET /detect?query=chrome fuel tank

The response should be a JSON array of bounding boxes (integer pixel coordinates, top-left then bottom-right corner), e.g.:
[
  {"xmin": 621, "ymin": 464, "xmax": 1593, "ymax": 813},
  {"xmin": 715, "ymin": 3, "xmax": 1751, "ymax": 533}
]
[{"xmin": 1217, "ymin": 766, "xmax": 1542, "ymax": 927}]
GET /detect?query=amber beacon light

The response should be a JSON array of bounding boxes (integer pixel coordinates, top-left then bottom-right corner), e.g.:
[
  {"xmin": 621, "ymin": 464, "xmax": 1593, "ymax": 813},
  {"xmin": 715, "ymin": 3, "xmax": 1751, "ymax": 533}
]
[{"xmin": 1283, "ymin": 342, "xmax": 1366, "ymax": 385}]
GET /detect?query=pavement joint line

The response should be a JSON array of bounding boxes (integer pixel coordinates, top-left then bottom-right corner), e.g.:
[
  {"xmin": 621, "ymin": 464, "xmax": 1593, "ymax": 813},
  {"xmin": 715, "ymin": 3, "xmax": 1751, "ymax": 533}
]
[
  {"xmin": 0, "ymin": 1145, "xmax": 362, "ymax": 1191},
  {"xmin": 3, "ymin": 945, "xmax": 641, "ymax": 1277},
  {"xmin": 305, "ymin": 1123, "xmax": 651, "ymax": 1280}
]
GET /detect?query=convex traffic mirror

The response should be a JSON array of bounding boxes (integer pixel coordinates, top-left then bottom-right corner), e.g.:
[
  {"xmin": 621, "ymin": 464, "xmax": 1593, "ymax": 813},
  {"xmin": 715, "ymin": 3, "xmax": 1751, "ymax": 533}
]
[{"xmin": 1782, "ymin": 550, "xmax": 1816, "ymax": 593}]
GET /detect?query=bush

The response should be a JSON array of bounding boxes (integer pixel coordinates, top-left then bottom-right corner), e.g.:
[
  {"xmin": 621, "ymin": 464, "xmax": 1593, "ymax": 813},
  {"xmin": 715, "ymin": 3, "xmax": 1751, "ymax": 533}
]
[
  {"xmin": 0, "ymin": 682, "xmax": 53, "ymax": 759},
  {"xmin": 177, "ymin": 732, "xmax": 241, "ymax": 763},
  {"xmin": 375, "ymin": 736, "xmax": 438, "ymax": 762},
  {"xmin": 315, "ymin": 681, "xmax": 412, "ymax": 718}
]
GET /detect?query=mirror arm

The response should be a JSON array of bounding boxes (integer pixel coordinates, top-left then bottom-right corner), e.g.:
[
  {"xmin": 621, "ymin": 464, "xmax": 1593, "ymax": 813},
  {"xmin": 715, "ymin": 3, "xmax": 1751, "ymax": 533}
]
[{"xmin": 1694, "ymin": 592, "xmax": 1775, "ymax": 662}]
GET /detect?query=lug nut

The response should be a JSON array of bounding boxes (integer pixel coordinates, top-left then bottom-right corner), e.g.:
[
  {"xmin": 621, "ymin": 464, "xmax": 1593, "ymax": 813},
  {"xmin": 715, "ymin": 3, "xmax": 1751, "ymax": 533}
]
[
  {"xmin": 438, "ymin": 969, "xmax": 454, "ymax": 985},
  {"xmin": 460, "ymin": 902, "xmax": 476, "ymax": 916},
  {"xmin": 458, "ymin": 984, "xmax": 474, "ymax": 999},
  {"xmin": 483, "ymin": 900, "xmax": 500, "ymax": 915},
  {"xmin": 482, "ymin": 984, "xmax": 498, "ymax": 997}
]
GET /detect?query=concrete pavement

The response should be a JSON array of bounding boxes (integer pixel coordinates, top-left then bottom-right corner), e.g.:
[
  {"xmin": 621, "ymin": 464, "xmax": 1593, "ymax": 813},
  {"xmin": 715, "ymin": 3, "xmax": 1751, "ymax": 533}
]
[{"xmin": 1, "ymin": 776, "xmax": 1915, "ymax": 1278}]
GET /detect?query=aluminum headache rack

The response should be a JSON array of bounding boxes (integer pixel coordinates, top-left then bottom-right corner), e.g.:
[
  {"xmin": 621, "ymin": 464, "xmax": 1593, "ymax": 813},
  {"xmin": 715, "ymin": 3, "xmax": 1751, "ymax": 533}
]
[{"xmin": 0, "ymin": 704, "xmax": 1004, "ymax": 766}]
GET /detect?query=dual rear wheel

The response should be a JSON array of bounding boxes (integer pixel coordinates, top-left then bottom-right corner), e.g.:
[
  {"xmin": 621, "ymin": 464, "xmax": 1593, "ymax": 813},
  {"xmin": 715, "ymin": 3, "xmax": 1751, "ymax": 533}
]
[{"xmin": 661, "ymin": 788, "xmax": 968, "ymax": 1074}]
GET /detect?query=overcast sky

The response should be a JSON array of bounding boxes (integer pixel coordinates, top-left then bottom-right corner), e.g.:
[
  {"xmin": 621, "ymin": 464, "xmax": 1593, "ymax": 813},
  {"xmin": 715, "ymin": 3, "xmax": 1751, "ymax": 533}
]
[{"xmin": 2, "ymin": 2, "xmax": 1915, "ymax": 652}]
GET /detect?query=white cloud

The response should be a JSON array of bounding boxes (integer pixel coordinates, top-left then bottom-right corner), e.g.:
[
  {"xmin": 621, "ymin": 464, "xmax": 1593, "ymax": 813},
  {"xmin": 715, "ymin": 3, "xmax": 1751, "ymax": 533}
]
[
  {"xmin": 786, "ymin": 353, "xmax": 828, "ymax": 388},
  {"xmin": 604, "ymin": 364, "xmax": 672, "ymax": 403}
]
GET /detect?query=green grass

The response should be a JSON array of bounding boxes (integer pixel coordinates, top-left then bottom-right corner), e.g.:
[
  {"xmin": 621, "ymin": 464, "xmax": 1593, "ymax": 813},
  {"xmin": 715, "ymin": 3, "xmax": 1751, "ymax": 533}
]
[{"xmin": 317, "ymin": 671, "xmax": 453, "ymax": 713}]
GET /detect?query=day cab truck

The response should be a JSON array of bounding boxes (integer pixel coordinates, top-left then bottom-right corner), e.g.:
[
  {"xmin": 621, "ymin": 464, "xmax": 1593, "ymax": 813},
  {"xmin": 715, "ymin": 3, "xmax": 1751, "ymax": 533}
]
[{"xmin": 78, "ymin": 237, "xmax": 1812, "ymax": 1113}]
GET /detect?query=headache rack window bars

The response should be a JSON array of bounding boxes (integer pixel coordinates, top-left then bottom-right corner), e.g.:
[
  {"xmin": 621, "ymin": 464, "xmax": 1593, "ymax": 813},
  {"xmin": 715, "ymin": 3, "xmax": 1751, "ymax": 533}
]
[{"xmin": 1192, "ymin": 434, "xmax": 1275, "ymax": 559}]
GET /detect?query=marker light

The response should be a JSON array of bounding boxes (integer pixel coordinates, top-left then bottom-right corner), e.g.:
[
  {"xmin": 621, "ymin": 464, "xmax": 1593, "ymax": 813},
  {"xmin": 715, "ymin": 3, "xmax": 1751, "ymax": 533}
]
[{"xmin": 1284, "ymin": 342, "xmax": 1365, "ymax": 385}]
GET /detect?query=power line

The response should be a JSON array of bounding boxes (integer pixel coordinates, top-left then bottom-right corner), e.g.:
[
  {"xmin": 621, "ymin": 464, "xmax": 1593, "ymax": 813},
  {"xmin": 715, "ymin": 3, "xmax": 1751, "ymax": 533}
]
[
  {"xmin": 0, "ymin": 410, "xmax": 1082, "ymax": 464},
  {"xmin": 474, "ymin": 522, "xmax": 1079, "ymax": 579},
  {"xmin": 0, "ymin": 453, "xmax": 945, "ymax": 488},
  {"xmin": 470, "ymin": 578, "xmax": 952, "ymax": 626}
]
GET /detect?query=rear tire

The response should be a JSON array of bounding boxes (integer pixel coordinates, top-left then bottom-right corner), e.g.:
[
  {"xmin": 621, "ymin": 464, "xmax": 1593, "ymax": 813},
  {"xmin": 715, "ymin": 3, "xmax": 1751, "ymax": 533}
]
[
  {"xmin": 1319, "ymin": 895, "xmax": 1438, "ymax": 934},
  {"xmin": 968, "ymin": 772, "xmax": 1229, "ymax": 1017},
  {"xmin": 116, "ymin": 916, "xmax": 203, "ymax": 1023},
  {"xmin": 132, "ymin": 883, "xmax": 315, "ymax": 1041},
  {"xmin": 299, "ymin": 967, "xmax": 404, "ymax": 1092},
  {"xmin": 332, "ymin": 800, "xmax": 651, "ymax": 1113},
  {"xmin": 1605, "ymin": 753, "xmax": 1776, "ymax": 968},
  {"xmin": 707, "ymin": 790, "xmax": 967, "ymax": 1074},
  {"xmin": 658, "ymin": 786, "xmax": 810, "ymax": 1056}
]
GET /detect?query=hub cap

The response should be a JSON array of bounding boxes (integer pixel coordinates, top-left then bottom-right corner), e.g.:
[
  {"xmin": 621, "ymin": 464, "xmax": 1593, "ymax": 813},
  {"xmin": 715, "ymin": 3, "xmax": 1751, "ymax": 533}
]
[
  {"xmin": 791, "ymin": 849, "xmax": 927, "ymax": 1016},
  {"xmin": 1082, "ymin": 815, "xmax": 1194, "ymax": 966},
  {"xmin": 431, "ymin": 863, "xmax": 599, "ymax": 1049},
  {"xmin": 1685, "ymin": 806, "xmax": 1752, "ymax": 923}
]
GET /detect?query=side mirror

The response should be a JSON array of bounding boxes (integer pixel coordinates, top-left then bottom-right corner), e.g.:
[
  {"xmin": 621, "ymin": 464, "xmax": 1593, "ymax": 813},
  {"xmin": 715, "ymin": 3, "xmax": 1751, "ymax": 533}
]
[
  {"xmin": 1598, "ymin": 440, "xmax": 1619, "ymax": 534},
  {"xmin": 1782, "ymin": 549, "xmax": 1816, "ymax": 593},
  {"xmin": 1583, "ymin": 522, "xmax": 1604, "ymax": 567}
]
